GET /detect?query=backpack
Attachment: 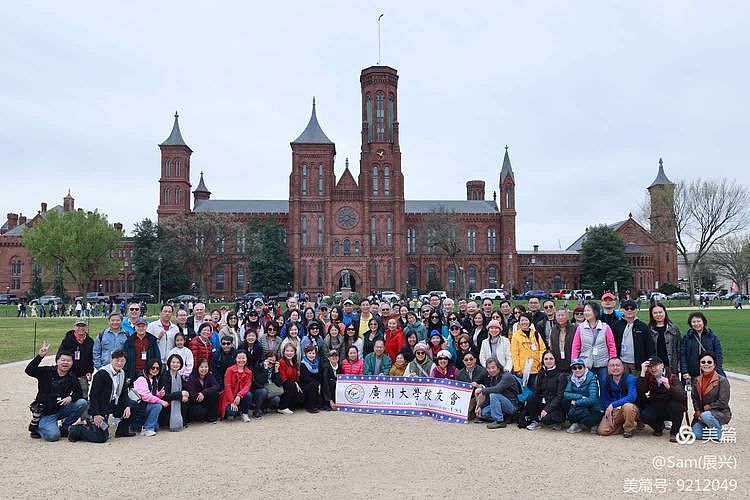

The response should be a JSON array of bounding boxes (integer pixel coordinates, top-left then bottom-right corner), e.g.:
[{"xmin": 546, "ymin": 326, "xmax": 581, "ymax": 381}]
[{"xmin": 512, "ymin": 374, "xmax": 533, "ymax": 403}]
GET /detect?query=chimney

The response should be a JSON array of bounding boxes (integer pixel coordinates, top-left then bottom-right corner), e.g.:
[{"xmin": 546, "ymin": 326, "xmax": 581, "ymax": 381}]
[
  {"xmin": 466, "ymin": 180, "xmax": 486, "ymax": 200},
  {"xmin": 18, "ymin": 214, "xmax": 27, "ymax": 225},
  {"xmin": 41, "ymin": 202, "xmax": 47, "ymax": 213},
  {"xmin": 114, "ymin": 222, "xmax": 123, "ymax": 233},
  {"xmin": 6, "ymin": 213, "xmax": 18, "ymax": 231}
]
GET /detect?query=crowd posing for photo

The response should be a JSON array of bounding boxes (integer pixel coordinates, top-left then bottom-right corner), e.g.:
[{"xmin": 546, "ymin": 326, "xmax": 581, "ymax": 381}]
[{"xmin": 25, "ymin": 293, "xmax": 731, "ymax": 444}]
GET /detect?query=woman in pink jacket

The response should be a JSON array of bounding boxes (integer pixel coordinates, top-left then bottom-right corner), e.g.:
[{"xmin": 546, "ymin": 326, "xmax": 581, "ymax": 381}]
[{"xmin": 132, "ymin": 358, "xmax": 169, "ymax": 437}]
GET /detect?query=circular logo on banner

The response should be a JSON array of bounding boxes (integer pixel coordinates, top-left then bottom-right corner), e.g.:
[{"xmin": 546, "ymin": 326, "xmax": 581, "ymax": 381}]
[{"xmin": 344, "ymin": 384, "xmax": 365, "ymax": 403}]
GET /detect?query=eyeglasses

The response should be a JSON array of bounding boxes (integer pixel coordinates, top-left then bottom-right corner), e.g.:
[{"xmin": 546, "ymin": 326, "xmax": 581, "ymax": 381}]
[
  {"xmin": 571, "ymin": 366, "xmax": 585, "ymax": 371},
  {"xmin": 574, "ymin": 312, "xmax": 584, "ymax": 315},
  {"xmin": 415, "ymin": 351, "xmax": 426, "ymax": 355},
  {"xmin": 450, "ymin": 326, "xmax": 460, "ymax": 330},
  {"xmin": 266, "ymin": 328, "xmax": 276, "ymax": 332},
  {"xmin": 437, "ymin": 357, "xmax": 450, "ymax": 361},
  {"xmin": 150, "ymin": 366, "xmax": 160, "ymax": 371},
  {"xmin": 459, "ymin": 340, "xmax": 470, "ymax": 345},
  {"xmin": 329, "ymin": 352, "xmax": 339, "ymax": 356},
  {"xmin": 543, "ymin": 305, "xmax": 555, "ymax": 309},
  {"xmin": 430, "ymin": 315, "xmax": 439, "ymax": 319},
  {"xmin": 700, "ymin": 360, "xmax": 714, "ymax": 365},
  {"xmin": 129, "ymin": 308, "xmax": 140, "ymax": 311},
  {"xmin": 221, "ymin": 341, "xmax": 232, "ymax": 346},
  {"xmin": 623, "ymin": 306, "xmax": 636, "ymax": 311}
]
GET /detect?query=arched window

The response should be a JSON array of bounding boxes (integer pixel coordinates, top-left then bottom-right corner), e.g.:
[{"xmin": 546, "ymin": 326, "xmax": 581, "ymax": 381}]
[
  {"xmin": 427, "ymin": 229, "xmax": 435, "ymax": 253},
  {"xmin": 334, "ymin": 240, "xmax": 340, "ymax": 256},
  {"xmin": 487, "ymin": 228, "xmax": 497, "ymax": 253},
  {"xmin": 301, "ymin": 164, "xmax": 308, "ymax": 195},
  {"xmin": 318, "ymin": 164, "xmax": 324, "ymax": 196},
  {"xmin": 447, "ymin": 265, "xmax": 457, "ymax": 291},
  {"xmin": 370, "ymin": 216, "xmax": 377, "ymax": 246},
  {"xmin": 505, "ymin": 188, "xmax": 512, "ymax": 209},
  {"xmin": 386, "ymin": 217, "xmax": 393, "ymax": 246},
  {"xmin": 553, "ymin": 273, "xmax": 562, "ymax": 291},
  {"xmin": 388, "ymin": 94, "xmax": 395, "ymax": 142},
  {"xmin": 10, "ymin": 258, "xmax": 22, "ymax": 290},
  {"xmin": 386, "ymin": 260, "xmax": 393, "ymax": 288},
  {"xmin": 236, "ymin": 265, "xmax": 245, "ymax": 292},
  {"xmin": 354, "ymin": 241, "xmax": 360, "ymax": 255},
  {"xmin": 301, "ymin": 261, "xmax": 308, "ymax": 288},
  {"xmin": 216, "ymin": 231, "xmax": 225, "ymax": 253},
  {"xmin": 370, "ymin": 261, "xmax": 378, "ymax": 288},
  {"xmin": 407, "ymin": 227, "xmax": 416, "ymax": 253},
  {"xmin": 236, "ymin": 230, "xmax": 246, "ymax": 253},
  {"xmin": 467, "ymin": 227, "xmax": 477, "ymax": 253},
  {"xmin": 174, "ymin": 160, "xmax": 180, "ymax": 177},
  {"xmin": 383, "ymin": 166, "xmax": 391, "ymax": 195},
  {"xmin": 343, "ymin": 239, "xmax": 351, "ymax": 256},
  {"xmin": 372, "ymin": 166, "xmax": 379, "ymax": 196},
  {"xmin": 215, "ymin": 266, "xmax": 225, "ymax": 292},
  {"xmin": 301, "ymin": 216, "xmax": 308, "ymax": 246},
  {"xmin": 468, "ymin": 266, "xmax": 477, "ymax": 291},
  {"xmin": 163, "ymin": 188, "xmax": 169, "ymax": 205},
  {"xmin": 317, "ymin": 216, "xmax": 324, "ymax": 246},
  {"xmin": 164, "ymin": 159, "xmax": 171, "ymax": 177},
  {"xmin": 366, "ymin": 95, "xmax": 373, "ymax": 143},
  {"xmin": 317, "ymin": 260, "xmax": 324, "ymax": 288},
  {"xmin": 488, "ymin": 266, "xmax": 498, "ymax": 288},
  {"xmin": 175, "ymin": 188, "xmax": 181, "ymax": 205},
  {"xmin": 427, "ymin": 265, "xmax": 438, "ymax": 285},
  {"xmin": 408, "ymin": 265, "xmax": 417, "ymax": 288},
  {"xmin": 376, "ymin": 92, "xmax": 385, "ymax": 141}
]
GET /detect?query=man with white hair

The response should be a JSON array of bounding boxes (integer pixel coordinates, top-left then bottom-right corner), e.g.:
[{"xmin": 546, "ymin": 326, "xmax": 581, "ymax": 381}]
[
  {"xmin": 187, "ymin": 302, "xmax": 207, "ymax": 340},
  {"xmin": 442, "ymin": 298, "xmax": 455, "ymax": 318},
  {"xmin": 283, "ymin": 296, "xmax": 299, "ymax": 320}
]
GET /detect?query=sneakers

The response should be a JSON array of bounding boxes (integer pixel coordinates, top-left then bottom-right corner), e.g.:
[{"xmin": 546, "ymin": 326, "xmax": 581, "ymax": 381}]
[
  {"xmin": 141, "ymin": 429, "xmax": 156, "ymax": 437},
  {"xmin": 566, "ymin": 423, "xmax": 582, "ymax": 434},
  {"xmin": 487, "ymin": 421, "xmax": 507, "ymax": 429},
  {"xmin": 652, "ymin": 430, "xmax": 663, "ymax": 437},
  {"xmin": 590, "ymin": 426, "xmax": 599, "ymax": 435},
  {"xmin": 277, "ymin": 408, "xmax": 293, "ymax": 415},
  {"xmin": 307, "ymin": 408, "xmax": 319, "ymax": 414},
  {"xmin": 526, "ymin": 421, "xmax": 543, "ymax": 431},
  {"xmin": 551, "ymin": 424, "xmax": 561, "ymax": 431},
  {"xmin": 240, "ymin": 413, "xmax": 251, "ymax": 423},
  {"xmin": 623, "ymin": 431, "xmax": 633, "ymax": 438},
  {"xmin": 664, "ymin": 421, "xmax": 672, "ymax": 430},
  {"xmin": 669, "ymin": 435, "xmax": 678, "ymax": 443}
]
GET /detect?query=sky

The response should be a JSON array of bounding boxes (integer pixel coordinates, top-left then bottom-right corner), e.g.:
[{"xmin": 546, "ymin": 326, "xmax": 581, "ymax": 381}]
[{"xmin": 2, "ymin": 1, "xmax": 748, "ymax": 251}]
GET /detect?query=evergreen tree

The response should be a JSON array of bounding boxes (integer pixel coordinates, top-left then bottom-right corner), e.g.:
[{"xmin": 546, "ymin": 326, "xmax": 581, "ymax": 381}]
[
  {"xmin": 246, "ymin": 216, "xmax": 293, "ymax": 296},
  {"xmin": 579, "ymin": 225, "xmax": 633, "ymax": 296},
  {"xmin": 133, "ymin": 218, "xmax": 189, "ymax": 299},
  {"xmin": 26, "ymin": 264, "xmax": 46, "ymax": 300}
]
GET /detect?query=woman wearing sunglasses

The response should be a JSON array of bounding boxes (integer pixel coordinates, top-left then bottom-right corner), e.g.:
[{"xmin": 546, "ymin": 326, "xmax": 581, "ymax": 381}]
[
  {"xmin": 430, "ymin": 349, "xmax": 457, "ymax": 380},
  {"xmin": 563, "ymin": 357, "xmax": 602, "ymax": 434},
  {"xmin": 691, "ymin": 352, "xmax": 731, "ymax": 441}
]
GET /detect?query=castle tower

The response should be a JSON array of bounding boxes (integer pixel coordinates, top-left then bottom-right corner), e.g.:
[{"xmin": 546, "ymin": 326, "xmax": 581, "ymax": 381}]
[
  {"xmin": 647, "ymin": 158, "xmax": 677, "ymax": 286},
  {"xmin": 499, "ymin": 146, "xmax": 517, "ymax": 290},
  {"xmin": 157, "ymin": 112, "xmax": 192, "ymax": 218}
]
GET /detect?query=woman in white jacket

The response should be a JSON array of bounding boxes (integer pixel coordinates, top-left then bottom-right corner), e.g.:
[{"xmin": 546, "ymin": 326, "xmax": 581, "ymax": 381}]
[
  {"xmin": 479, "ymin": 320, "xmax": 512, "ymax": 372},
  {"xmin": 167, "ymin": 332, "xmax": 194, "ymax": 379}
]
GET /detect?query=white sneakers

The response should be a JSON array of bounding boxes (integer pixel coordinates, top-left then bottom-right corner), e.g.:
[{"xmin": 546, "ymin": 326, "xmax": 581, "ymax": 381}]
[
  {"xmin": 141, "ymin": 429, "xmax": 156, "ymax": 437},
  {"xmin": 526, "ymin": 421, "xmax": 543, "ymax": 431},
  {"xmin": 240, "ymin": 413, "xmax": 251, "ymax": 423},
  {"xmin": 566, "ymin": 423, "xmax": 582, "ymax": 434},
  {"xmin": 277, "ymin": 408, "xmax": 293, "ymax": 415}
]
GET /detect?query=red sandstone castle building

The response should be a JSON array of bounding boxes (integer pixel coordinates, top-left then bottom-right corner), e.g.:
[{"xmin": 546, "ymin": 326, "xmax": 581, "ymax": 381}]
[{"xmin": 1, "ymin": 64, "xmax": 677, "ymax": 299}]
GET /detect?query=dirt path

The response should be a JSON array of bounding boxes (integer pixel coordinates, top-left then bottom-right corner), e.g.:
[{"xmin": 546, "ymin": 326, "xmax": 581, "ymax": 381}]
[{"xmin": 0, "ymin": 359, "xmax": 747, "ymax": 499}]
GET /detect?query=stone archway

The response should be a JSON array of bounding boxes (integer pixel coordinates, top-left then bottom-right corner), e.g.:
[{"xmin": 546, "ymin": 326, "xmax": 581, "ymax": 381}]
[{"xmin": 336, "ymin": 268, "xmax": 361, "ymax": 293}]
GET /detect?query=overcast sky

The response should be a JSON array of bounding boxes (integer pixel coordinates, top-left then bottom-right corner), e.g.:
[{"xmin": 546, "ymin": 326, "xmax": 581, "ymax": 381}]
[{"xmin": 3, "ymin": 1, "xmax": 748, "ymax": 250}]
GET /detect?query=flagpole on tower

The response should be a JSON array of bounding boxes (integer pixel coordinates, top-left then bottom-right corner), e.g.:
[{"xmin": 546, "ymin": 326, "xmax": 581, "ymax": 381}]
[{"xmin": 377, "ymin": 13, "xmax": 384, "ymax": 64}]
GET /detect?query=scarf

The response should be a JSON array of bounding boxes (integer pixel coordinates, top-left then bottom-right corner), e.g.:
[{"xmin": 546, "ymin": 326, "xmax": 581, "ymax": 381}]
[
  {"xmin": 169, "ymin": 372, "xmax": 183, "ymax": 431},
  {"xmin": 697, "ymin": 370, "xmax": 717, "ymax": 398},
  {"xmin": 390, "ymin": 363, "xmax": 406, "ymax": 376},
  {"xmin": 301, "ymin": 355, "xmax": 319, "ymax": 374},
  {"xmin": 571, "ymin": 367, "xmax": 589, "ymax": 388}
]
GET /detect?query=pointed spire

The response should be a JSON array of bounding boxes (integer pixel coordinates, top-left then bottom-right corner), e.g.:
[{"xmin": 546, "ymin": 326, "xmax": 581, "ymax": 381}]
[
  {"xmin": 500, "ymin": 145, "xmax": 514, "ymax": 183},
  {"xmin": 345, "ymin": 157, "xmax": 350, "ymax": 170},
  {"xmin": 648, "ymin": 157, "xmax": 674, "ymax": 189},
  {"xmin": 160, "ymin": 111, "xmax": 190, "ymax": 147},
  {"xmin": 193, "ymin": 171, "xmax": 211, "ymax": 195},
  {"xmin": 292, "ymin": 98, "xmax": 333, "ymax": 144}
]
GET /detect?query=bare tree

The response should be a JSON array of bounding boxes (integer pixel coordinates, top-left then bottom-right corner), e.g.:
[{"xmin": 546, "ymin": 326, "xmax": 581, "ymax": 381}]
[
  {"xmin": 160, "ymin": 212, "xmax": 241, "ymax": 298},
  {"xmin": 417, "ymin": 207, "xmax": 465, "ymax": 295},
  {"xmin": 649, "ymin": 178, "xmax": 749, "ymax": 304},
  {"xmin": 709, "ymin": 234, "xmax": 750, "ymax": 295}
]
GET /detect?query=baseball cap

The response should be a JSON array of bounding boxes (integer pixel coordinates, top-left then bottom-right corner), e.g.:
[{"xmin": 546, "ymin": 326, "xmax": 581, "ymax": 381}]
[
  {"xmin": 74, "ymin": 318, "xmax": 88, "ymax": 326},
  {"xmin": 343, "ymin": 299, "xmax": 354, "ymax": 305},
  {"xmin": 570, "ymin": 357, "xmax": 585, "ymax": 368},
  {"xmin": 134, "ymin": 317, "xmax": 148, "ymax": 326},
  {"xmin": 621, "ymin": 299, "xmax": 637, "ymax": 309},
  {"xmin": 647, "ymin": 355, "xmax": 664, "ymax": 365},
  {"xmin": 573, "ymin": 306, "xmax": 585, "ymax": 314},
  {"xmin": 601, "ymin": 292, "xmax": 616, "ymax": 301}
]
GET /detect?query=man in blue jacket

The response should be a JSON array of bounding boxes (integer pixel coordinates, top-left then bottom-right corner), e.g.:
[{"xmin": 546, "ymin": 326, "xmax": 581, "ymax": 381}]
[{"xmin": 597, "ymin": 357, "xmax": 639, "ymax": 437}]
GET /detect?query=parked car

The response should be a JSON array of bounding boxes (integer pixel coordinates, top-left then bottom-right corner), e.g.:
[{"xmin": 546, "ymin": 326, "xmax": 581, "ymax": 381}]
[
  {"xmin": 113, "ymin": 293, "xmax": 134, "ymax": 302},
  {"xmin": 551, "ymin": 289, "xmax": 570, "ymax": 300},
  {"xmin": 0, "ymin": 294, "xmax": 19, "ymax": 305},
  {"xmin": 470, "ymin": 288, "xmax": 507, "ymax": 301},
  {"xmin": 694, "ymin": 291, "xmax": 720, "ymax": 301},
  {"xmin": 379, "ymin": 291, "xmax": 401, "ymax": 303},
  {"xmin": 30, "ymin": 295, "xmax": 63, "ymax": 306},
  {"xmin": 234, "ymin": 291, "xmax": 265, "ymax": 303},
  {"xmin": 74, "ymin": 292, "xmax": 110, "ymax": 303},
  {"xmin": 649, "ymin": 292, "xmax": 667, "ymax": 302},
  {"xmin": 719, "ymin": 292, "xmax": 736, "ymax": 300},
  {"xmin": 168, "ymin": 294, "xmax": 199, "ymax": 303},
  {"xmin": 514, "ymin": 290, "xmax": 551, "ymax": 300},
  {"xmin": 668, "ymin": 291, "xmax": 690, "ymax": 300},
  {"xmin": 132, "ymin": 292, "xmax": 156, "ymax": 303}
]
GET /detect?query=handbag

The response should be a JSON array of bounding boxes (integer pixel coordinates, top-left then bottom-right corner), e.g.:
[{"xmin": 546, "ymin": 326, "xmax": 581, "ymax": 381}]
[{"xmin": 264, "ymin": 382, "xmax": 284, "ymax": 399}]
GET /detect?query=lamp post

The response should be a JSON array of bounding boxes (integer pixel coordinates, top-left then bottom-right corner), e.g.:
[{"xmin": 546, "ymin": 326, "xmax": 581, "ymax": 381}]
[
  {"xmin": 531, "ymin": 244, "xmax": 539, "ymax": 290},
  {"xmin": 158, "ymin": 255, "xmax": 163, "ymax": 305}
]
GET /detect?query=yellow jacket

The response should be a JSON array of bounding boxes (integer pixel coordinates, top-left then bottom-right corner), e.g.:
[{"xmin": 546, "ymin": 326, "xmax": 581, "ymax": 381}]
[{"xmin": 510, "ymin": 325, "xmax": 546, "ymax": 376}]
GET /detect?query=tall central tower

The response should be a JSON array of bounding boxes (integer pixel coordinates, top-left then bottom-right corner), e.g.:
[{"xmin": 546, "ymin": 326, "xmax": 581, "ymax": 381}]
[{"xmin": 358, "ymin": 66, "xmax": 405, "ymax": 292}]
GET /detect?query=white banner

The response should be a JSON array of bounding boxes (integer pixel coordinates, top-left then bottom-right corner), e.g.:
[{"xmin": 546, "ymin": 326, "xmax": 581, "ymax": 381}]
[{"xmin": 335, "ymin": 375, "xmax": 473, "ymax": 424}]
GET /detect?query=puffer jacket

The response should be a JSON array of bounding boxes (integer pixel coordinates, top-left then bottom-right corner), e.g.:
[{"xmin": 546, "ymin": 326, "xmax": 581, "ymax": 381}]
[
  {"xmin": 533, "ymin": 366, "xmax": 567, "ymax": 414},
  {"xmin": 680, "ymin": 328, "xmax": 724, "ymax": 378},
  {"xmin": 563, "ymin": 370, "xmax": 602, "ymax": 411}
]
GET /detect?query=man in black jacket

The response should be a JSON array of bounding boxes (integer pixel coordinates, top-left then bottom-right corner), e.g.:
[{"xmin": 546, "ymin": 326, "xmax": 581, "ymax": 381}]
[
  {"xmin": 612, "ymin": 300, "xmax": 655, "ymax": 374},
  {"xmin": 57, "ymin": 318, "xmax": 95, "ymax": 398},
  {"xmin": 79, "ymin": 349, "xmax": 135, "ymax": 440},
  {"xmin": 456, "ymin": 351, "xmax": 487, "ymax": 421},
  {"xmin": 25, "ymin": 342, "xmax": 87, "ymax": 441}
]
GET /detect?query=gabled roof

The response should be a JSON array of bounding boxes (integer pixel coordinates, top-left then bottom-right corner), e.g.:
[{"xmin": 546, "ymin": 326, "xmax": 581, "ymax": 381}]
[
  {"xmin": 336, "ymin": 158, "xmax": 358, "ymax": 189},
  {"xmin": 160, "ymin": 112, "xmax": 191, "ymax": 149},
  {"xmin": 500, "ymin": 145, "xmax": 514, "ymax": 183},
  {"xmin": 566, "ymin": 220, "xmax": 627, "ymax": 252},
  {"xmin": 292, "ymin": 98, "xmax": 334, "ymax": 145},
  {"xmin": 624, "ymin": 242, "xmax": 646, "ymax": 253},
  {"xmin": 648, "ymin": 158, "xmax": 674, "ymax": 189},
  {"xmin": 1, "ymin": 205, "xmax": 64, "ymax": 237},
  {"xmin": 193, "ymin": 199, "xmax": 289, "ymax": 214},
  {"xmin": 405, "ymin": 200, "xmax": 499, "ymax": 214}
]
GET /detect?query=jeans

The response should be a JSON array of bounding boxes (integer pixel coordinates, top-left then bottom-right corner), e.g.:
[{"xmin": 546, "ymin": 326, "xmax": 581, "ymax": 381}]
[
  {"xmin": 133, "ymin": 402, "xmax": 163, "ymax": 431},
  {"xmin": 225, "ymin": 393, "xmax": 252, "ymax": 417},
  {"xmin": 252, "ymin": 388, "xmax": 269, "ymax": 412},
  {"xmin": 593, "ymin": 366, "xmax": 608, "ymax": 388},
  {"xmin": 38, "ymin": 399, "xmax": 88, "ymax": 441},
  {"xmin": 481, "ymin": 393, "xmax": 516, "ymax": 422},
  {"xmin": 692, "ymin": 411, "xmax": 724, "ymax": 440}
]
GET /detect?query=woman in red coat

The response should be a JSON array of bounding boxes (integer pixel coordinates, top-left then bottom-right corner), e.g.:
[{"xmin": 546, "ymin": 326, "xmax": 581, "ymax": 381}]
[
  {"xmin": 383, "ymin": 317, "xmax": 406, "ymax": 363},
  {"xmin": 219, "ymin": 351, "xmax": 253, "ymax": 421},
  {"xmin": 189, "ymin": 322, "xmax": 214, "ymax": 369},
  {"xmin": 277, "ymin": 344, "xmax": 302, "ymax": 415}
]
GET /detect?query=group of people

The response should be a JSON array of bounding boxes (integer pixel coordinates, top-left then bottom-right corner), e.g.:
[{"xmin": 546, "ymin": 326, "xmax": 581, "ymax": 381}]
[{"xmin": 25, "ymin": 292, "xmax": 731, "ymax": 444}]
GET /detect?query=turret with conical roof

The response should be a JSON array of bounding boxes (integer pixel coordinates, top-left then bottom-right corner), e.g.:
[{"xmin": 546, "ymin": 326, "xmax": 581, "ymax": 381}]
[
  {"xmin": 158, "ymin": 111, "xmax": 193, "ymax": 218},
  {"xmin": 647, "ymin": 157, "xmax": 678, "ymax": 287},
  {"xmin": 647, "ymin": 158, "xmax": 674, "ymax": 189},
  {"xmin": 292, "ymin": 98, "xmax": 334, "ymax": 147},
  {"xmin": 193, "ymin": 171, "xmax": 211, "ymax": 201}
]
